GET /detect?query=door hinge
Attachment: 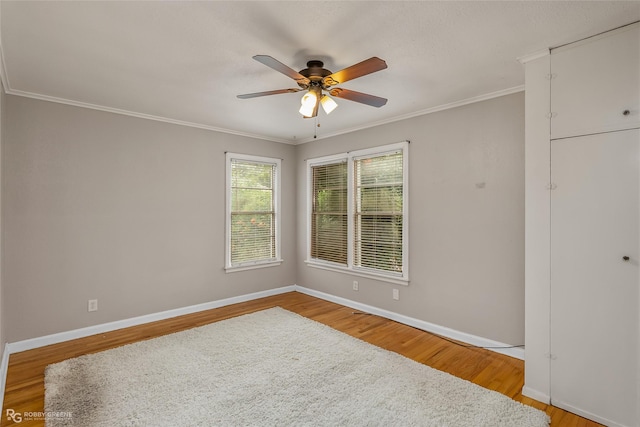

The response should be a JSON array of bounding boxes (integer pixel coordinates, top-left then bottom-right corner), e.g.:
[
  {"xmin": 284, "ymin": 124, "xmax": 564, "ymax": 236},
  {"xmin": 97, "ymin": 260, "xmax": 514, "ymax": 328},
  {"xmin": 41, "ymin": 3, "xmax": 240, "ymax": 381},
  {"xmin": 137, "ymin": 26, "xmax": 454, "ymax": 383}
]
[
  {"xmin": 546, "ymin": 183, "xmax": 557, "ymax": 190},
  {"xmin": 545, "ymin": 73, "xmax": 557, "ymax": 80},
  {"xmin": 546, "ymin": 112, "xmax": 557, "ymax": 119}
]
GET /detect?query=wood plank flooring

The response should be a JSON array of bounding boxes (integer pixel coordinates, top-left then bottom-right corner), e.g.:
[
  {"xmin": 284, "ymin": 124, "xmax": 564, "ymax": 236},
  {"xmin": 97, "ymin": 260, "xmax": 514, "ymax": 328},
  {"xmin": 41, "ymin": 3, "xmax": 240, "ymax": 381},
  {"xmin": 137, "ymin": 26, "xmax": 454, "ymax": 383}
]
[{"xmin": 1, "ymin": 291, "xmax": 601, "ymax": 426}]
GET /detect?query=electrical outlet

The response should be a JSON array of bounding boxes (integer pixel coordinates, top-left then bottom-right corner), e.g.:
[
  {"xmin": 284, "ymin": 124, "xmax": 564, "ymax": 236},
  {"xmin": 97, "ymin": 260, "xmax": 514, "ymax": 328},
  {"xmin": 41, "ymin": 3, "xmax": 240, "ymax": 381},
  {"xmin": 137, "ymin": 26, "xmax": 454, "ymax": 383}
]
[
  {"xmin": 353, "ymin": 281, "xmax": 359, "ymax": 291},
  {"xmin": 88, "ymin": 299, "xmax": 98, "ymax": 312},
  {"xmin": 393, "ymin": 289, "xmax": 399, "ymax": 300}
]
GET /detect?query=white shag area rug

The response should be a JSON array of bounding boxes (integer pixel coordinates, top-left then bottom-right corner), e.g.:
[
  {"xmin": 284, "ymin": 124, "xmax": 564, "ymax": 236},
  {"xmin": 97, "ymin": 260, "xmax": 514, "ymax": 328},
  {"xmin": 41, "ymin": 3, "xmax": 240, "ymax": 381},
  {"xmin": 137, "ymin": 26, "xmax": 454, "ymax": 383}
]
[{"xmin": 45, "ymin": 307, "xmax": 549, "ymax": 427}]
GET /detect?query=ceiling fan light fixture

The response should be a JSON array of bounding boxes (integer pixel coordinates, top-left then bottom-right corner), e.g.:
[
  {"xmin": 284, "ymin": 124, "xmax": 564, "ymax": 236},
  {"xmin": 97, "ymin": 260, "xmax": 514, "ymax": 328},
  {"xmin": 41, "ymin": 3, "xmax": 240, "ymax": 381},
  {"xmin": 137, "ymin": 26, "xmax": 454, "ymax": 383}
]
[
  {"xmin": 299, "ymin": 91, "xmax": 317, "ymax": 117},
  {"xmin": 238, "ymin": 55, "xmax": 388, "ymax": 120},
  {"xmin": 320, "ymin": 95, "xmax": 338, "ymax": 114}
]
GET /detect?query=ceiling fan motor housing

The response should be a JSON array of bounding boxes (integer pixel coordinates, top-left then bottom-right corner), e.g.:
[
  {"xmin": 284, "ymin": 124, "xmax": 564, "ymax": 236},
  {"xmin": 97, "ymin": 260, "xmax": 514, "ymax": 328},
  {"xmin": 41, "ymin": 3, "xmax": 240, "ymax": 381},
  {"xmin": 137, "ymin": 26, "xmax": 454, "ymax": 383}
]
[{"xmin": 299, "ymin": 60, "xmax": 333, "ymax": 89}]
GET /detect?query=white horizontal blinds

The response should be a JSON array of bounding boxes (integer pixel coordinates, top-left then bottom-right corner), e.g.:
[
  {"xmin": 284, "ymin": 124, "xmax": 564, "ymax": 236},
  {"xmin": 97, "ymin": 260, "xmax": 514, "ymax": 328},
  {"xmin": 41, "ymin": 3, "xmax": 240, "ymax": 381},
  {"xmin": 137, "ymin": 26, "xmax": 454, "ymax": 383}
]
[
  {"xmin": 354, "ymin": 151, "xmax": 404, "ymax": 274},
  {"xmin": 230, "ymin": 159, "xmax": 276, "ymax": 265},
  {"xmin": 311, "ymin": 161, "xmax": 348, "ymax": 265}
]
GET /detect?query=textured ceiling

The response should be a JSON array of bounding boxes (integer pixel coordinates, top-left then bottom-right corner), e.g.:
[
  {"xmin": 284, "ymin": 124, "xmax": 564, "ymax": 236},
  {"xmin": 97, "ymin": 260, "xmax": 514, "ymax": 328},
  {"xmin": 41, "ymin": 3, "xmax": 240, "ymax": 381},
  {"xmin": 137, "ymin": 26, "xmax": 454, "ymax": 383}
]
[{"xmin": 1, "ymin": 1, "xmax": 639, "ymax": 144}]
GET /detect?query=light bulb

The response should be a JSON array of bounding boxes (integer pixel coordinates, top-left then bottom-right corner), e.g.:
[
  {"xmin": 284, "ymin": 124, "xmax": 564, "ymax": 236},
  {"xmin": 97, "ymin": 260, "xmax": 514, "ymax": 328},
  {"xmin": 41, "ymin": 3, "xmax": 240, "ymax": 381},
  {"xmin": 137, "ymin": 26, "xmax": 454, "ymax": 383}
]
[
  {"xmin": 300, "ymin": 92, "xmax": 317, "ymax": 106},
  {"xmin": 299, "ymin": 91, "xmax": 317, "ymax": 117}
]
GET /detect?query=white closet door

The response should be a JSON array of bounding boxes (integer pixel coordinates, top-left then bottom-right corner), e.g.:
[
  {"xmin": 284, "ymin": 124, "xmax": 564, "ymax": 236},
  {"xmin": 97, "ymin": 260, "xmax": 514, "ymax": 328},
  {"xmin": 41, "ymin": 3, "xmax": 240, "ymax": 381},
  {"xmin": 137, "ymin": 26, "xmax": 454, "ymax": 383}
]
[
  {"xmin": 551, "ymin": 129, "xmax": 639, "ymax": 427},
  {"xmin": 550, "ymin": 23, "xmax": 639, "ymax": 140}
]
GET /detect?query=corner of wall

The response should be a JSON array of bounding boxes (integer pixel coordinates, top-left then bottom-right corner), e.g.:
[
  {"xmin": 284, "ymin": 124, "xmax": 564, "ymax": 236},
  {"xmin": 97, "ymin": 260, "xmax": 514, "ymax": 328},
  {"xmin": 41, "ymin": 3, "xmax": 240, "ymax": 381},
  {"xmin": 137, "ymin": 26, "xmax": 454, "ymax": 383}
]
[
  {"xmin": 0, "ymin": 73, "xmax": 6, "ymax": 412},
  {"xmin": 523, "ymin": 51, "xmax": 551, "ymax": 400}
]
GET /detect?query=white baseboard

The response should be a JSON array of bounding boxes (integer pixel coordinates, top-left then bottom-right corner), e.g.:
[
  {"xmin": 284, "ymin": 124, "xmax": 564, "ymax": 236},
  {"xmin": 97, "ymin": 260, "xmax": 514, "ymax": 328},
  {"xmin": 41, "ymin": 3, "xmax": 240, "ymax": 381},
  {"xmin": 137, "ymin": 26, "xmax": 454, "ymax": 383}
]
[
  {"xmin": 1, "ymin": 283, "xmax": 525, "ymax": 419},
  {"xmin": 551, "ymin": 399, "xmax": 626, "ymax": 427},
  {"xmin": 6, "ymin": 285, "xmax": 296, "ymax": 355},
  {"xmin": 0, "ymin": 285, "xmax": 283, "ymax": 416},
  {"xmin": 521, "ymin": 385, "xmax": 550, "ymax": 404},
  {"xmin": 2, "ymin": 285, "xmax": 525, "ymax": 360},
  {"xmin": 294, "ymin": 286, "xmax": 525, "ymax": 360}
]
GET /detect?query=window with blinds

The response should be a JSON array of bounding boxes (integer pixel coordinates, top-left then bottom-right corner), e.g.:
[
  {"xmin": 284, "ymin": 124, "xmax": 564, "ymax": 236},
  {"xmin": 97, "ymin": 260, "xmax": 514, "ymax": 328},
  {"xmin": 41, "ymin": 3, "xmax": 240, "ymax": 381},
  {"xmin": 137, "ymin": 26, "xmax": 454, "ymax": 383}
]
[
  {"xmin": 310, "ymin": 161, "xmax": 348, "ymax": 265},
  {"xmin": 226, "ymin": 153, "xmax": 281, "ymax": 271},
  {"xmin": 306, "ymin": 142, "xmax": 408, "ymax": 283},
  {"xmin": 354, "ymin": 151, "xmax": 404, "ymax": 274}
]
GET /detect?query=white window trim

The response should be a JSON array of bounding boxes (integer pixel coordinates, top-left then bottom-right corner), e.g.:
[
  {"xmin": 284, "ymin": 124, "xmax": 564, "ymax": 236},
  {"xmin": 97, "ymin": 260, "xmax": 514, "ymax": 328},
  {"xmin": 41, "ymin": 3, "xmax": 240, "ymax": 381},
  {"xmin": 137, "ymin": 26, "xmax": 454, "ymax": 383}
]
[
  {"xmin": 305, "ymin": 141, "xmax": 409, "ymax": 285},
  {"xmin": 225, "ymin": 152, "xmax": 282, "ymax": 273}
]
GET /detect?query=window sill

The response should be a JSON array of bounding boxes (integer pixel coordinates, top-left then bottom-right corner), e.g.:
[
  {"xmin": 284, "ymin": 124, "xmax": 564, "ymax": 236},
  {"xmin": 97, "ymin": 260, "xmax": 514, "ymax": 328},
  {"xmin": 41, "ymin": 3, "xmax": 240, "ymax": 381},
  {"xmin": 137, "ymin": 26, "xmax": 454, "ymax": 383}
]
[
  {"xmin": 225, "ymin": 260, "xmax": 283, "ymax": 273},
  {"xmin": 304, "ymin": 260, "xmax": 409, "ymax": 286}
]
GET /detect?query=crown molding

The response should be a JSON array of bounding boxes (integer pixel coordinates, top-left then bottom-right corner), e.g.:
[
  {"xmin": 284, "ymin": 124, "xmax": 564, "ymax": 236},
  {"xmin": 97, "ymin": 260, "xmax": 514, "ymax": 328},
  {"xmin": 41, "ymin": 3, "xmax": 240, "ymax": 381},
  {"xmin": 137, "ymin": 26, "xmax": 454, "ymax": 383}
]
[
  {"xmin": 0, "ymin": 7, "xmax": 524, "ymax": 149},
  {"xmin": 297, "ymin": 85, "xmax": 525, "ymax": 144},
  {"xmin": 516, "ymin": 49, "xmax": 550, "ymax": 65},
  {"xmin": 0, "ymin": 5, "xmax": 9, "ymax": 92},
  {"xmin": 3, "ymin": 83, "xmax": 525, "ymax": 147},
  {"xmin": 3, "ymin": 87, "xmax": 296, "ymax": 145},
  {"xmin": 0, "ymin": 19, "xmax": 290, "ymax": 144},
  {"xmin": 2, "ymin": 30, "xmax": 524, "ymax": 148},
  {"xmin": 0, "ymin": 49, "xmax": 8, "ymax": 93}
]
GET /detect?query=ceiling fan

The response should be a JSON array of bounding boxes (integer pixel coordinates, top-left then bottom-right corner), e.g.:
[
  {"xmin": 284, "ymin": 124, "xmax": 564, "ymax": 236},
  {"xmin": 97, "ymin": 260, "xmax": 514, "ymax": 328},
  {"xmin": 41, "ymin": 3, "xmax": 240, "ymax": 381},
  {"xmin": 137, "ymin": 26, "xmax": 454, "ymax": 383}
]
[{"xmin": 237, "ymin": 55, "xmax": 388, "ymax": 118}]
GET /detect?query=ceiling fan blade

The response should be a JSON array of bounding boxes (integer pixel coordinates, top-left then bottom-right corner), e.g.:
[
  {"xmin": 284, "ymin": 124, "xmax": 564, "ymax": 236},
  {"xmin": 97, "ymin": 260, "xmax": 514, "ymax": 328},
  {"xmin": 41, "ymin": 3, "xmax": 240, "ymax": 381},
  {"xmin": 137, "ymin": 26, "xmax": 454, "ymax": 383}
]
[
  {"xmin": 237, "ymin": 88, "xmax": 302, "ymax": 99},
  {"xmin": 329, "ymin": 88, "xmax": 387, "ymax": 107},
  {"xmin": 253, "ymin": 55, "xmax": 310, "ymax": 86},
  {"xmin": 323, "ymin": 57, "xmax": 387, "ymax": 86}
]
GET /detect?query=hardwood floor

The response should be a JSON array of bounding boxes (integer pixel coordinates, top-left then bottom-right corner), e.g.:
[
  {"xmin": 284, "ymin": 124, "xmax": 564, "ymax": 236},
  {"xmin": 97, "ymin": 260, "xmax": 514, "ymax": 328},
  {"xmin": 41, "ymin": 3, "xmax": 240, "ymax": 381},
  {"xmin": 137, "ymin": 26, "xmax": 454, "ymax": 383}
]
[{"xmin": 2, "ymin": 291, "xmax": 601, "ymax": 426}]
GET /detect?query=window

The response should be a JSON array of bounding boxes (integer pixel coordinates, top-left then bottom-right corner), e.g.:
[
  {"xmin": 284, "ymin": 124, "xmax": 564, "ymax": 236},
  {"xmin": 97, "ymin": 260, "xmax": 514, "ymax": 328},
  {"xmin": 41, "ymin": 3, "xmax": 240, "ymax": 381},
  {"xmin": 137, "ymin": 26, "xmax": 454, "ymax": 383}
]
[
  {"xmin": 310, "ymin": 160, "xmax": 348, "ymax": 265},
  {"xmin": 354, "ymin": 150, "xmax": 404, "ymax": 274},
  {"xmin": 226, "ymin": 153, "xmax": 281, "ymax": 272},
  {"xmin": 306, "ymin": 142, "xmax": 409, "ymax": 284}
]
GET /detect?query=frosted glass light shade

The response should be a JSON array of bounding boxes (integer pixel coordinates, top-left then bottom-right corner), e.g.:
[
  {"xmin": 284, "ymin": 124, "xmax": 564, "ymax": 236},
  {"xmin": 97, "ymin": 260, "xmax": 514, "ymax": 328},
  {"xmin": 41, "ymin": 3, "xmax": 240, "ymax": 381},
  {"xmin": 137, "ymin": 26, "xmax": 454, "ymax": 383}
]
[
  {"xmin": 299, "ymin": 91, "xmax": 317, "ymax": 117},
  {"xmin": 320, "ymin": 95, "xmax": 338, "ymax": 114}
]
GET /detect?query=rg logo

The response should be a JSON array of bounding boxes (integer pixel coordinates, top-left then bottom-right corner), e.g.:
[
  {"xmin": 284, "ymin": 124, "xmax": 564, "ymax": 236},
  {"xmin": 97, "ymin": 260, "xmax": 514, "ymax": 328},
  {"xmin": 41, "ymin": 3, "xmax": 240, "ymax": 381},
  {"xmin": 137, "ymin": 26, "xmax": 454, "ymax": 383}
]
[{"xmin": 5, "ymin": 409, "xmax": 22, "ymax": 423}]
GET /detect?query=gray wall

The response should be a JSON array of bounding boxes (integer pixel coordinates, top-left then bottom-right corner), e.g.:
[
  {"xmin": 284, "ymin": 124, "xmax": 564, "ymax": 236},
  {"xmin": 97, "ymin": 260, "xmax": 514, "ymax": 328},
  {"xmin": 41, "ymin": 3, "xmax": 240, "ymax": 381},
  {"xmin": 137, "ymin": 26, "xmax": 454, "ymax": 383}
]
[
  {"xmin": 295, "ymin": 93, "xmax": 525, "ymax": 345},
  {"xmin": 2, "ymin": 92, "xmax": 525, "ymax": 346},
  {"xmin": 3, "ymin": 96, "xmax": 297, "ymax": 342}
]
